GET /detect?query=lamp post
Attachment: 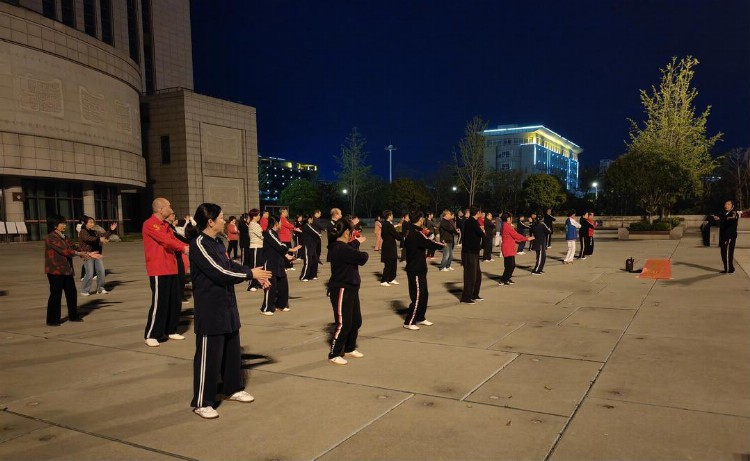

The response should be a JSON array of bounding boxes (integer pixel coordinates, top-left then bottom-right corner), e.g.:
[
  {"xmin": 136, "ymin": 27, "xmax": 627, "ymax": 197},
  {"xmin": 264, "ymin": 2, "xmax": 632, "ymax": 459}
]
[
  {"xmin": 592, "ymin": 182, "xmax": 598, "ymax": 200},
  {"xmin": 385, "ymin": 144, "xmax": 397, "ymax": 184}
]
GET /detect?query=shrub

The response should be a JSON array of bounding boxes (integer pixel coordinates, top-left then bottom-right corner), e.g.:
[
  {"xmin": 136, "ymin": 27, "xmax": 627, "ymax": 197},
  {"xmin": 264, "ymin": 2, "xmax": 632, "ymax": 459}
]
[{"xmin": 628, "ymin": 221, "xmax": 672, "ymax": 231}]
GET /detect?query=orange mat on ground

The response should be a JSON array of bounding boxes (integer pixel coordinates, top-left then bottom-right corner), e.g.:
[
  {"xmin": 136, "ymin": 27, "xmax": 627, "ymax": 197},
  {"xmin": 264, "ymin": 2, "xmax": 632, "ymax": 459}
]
[{"xmin": 638, "ymin": 259, "xmax": 672, "ymax": 279}]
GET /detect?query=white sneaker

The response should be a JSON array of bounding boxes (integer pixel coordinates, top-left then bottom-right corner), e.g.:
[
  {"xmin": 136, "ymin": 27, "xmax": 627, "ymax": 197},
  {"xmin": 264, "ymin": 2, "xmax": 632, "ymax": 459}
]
[
  {"xmin": 261, "ymin": 311, "xmax": 274, "ymax": 316},
  {"xmin": 145, "ymin": 338, "xmax": 159, "ymax": 347},
  {"xmin": 417, "ymin": 320, "xmax": 433, "ymax": 326},
  {"xmin": 313, "ymin": 277, "xmax": 318, "ymax": 280},
  {"xmin": 281, "ymin": 307, "xmax": 290, "ymax": 312},
  {"xmin": 97, "ymin": 288, "xmax": 108, "ymax": 294},
  {"xmin": 448, "ymin": 267, "xmax": 455, "ymax": 271},
  {"xmin": 345, "ymin": 350, "xmax": 364, "ymax": 358},
  {"xmin": 301, "ymin": 279, "xmax": 309, "ymax": 282},
  {"xmin": 80, "ymin": 292, "xmax": 90, "ymax": 297},
  {"xmin": 227, "ymin": 390, "xmax": 255, "ymax": 403},
  {"xmin": 329, "ymin": 356, "xmax": 348, "ymax": 365},
  {"xmin": 439, "ymin": 268, "xmax": 449, "ymax": 272},
  {"xmin": 403, "ymin": 324, "xmax": 420, "ymax": 330},
  {"xmin": 518, "ymin": 251, "xmax": 525, "ymax": 255},
  {"xmin": 168, "ymin": 333, "xmax": 185, "ymax": 340},
  {"xmin": 194, "ymin": 406, "xmax": 219, "ymax": 419},
  {"xmin": 250, "ymin": 287, "xmax": 258, "ymax": 292},
  {"xmin": 289, "ymin": 267, "xmax": 296, "ymax": 271},
  {"xmin": 380, "ymin": 282, "xmax": 391, "ymax": 287},
  {"xmin": 390, "ymin": 280, "xmax": 400, "ymax": 285}
]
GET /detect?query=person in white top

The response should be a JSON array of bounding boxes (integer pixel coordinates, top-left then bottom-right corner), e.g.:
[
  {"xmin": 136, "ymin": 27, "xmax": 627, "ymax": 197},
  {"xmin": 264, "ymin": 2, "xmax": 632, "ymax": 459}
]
[{"xmin": 246, "ymin": 209, "xmax": 265, "ymax": 291}]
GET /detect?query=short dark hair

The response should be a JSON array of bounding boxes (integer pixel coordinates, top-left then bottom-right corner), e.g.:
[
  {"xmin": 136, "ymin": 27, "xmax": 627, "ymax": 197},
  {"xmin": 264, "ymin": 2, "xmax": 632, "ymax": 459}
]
[
  {"xmin": 383, "ymin": 210, "xmax": 393, "ymax": 219},
  {"xmin": 248, "ymin": 208, "xmax": 260, "ymax": 219},
  {"xmin": 501, "ymin": 212, "xmax": 512, "ymax": 221},
  {"xmin": 266, "ymin": 216, "xmax": 278, "ymax": 230},
  {"xmin": 567, "ymin": 209, "xmax": 576, "ymax": 217},
  {"xmin": 329, "ymin": 217, "xmax": 354, "ymax": 240},
  {"xmin": 227, "ymin": 215, "xmax": 237, "ymax": 223},
  {"xmin": 47, "ymin": 214, "xmax": 66, "ymax": 232},
  {"xmin": 469, "ymin": 206, "xmax": 481, "ymax": 216},
  {"xmin": 412, "ymin": 211, "xmax": 424, "ymax": 223},
  {"xmin": 194, "ymin": 203, "xmax": 222, "ymax": 231}
]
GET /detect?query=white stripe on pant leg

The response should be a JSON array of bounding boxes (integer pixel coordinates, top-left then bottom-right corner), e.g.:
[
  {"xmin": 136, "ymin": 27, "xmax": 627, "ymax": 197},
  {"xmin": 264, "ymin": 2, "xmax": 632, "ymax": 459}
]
[
  {"xmin": 300, "ymin": 249, "xmax": 309, "ymax": 280},
  {"xmin": 408, "ymin": 275, "xmax": 420, "ymax": 325},
  {"xmin": 534, "ymin": 251, "xmax": 542, "ymax": 272},
  {"xmin": 146, "ymin": 276, "xmax": 159, "ymax": 339},
  {"xmin": 330, "ymin": 288, "xmax": 345, "ymax": 354},
  {"xmin": 197, "ymin": 335, "xmax": 207, "ymax": 407}
]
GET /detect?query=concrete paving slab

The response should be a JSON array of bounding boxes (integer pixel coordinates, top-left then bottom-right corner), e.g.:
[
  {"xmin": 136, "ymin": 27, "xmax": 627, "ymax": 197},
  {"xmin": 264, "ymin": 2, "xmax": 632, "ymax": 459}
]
[
  {"xmin": 319, "ymin": 394, "xmax": 567, "ymax": 461},
  {"xmin": 549, "ymin": 398, "xmax": 750, "ymax": 461},
  {"xmin": 627, "ymin": 301, "xmax": 750, "ymax": 343},
  {"xmin": 559, "ymin": 307, "xmax": 635, "ymax": 330},
  {"xmin": 466, "ymin": 354, "xmax": 601, "ymax": 417},
  {"xmin": 0, "ymin": 411, "xmax": 49, "ymax": 443},
  {"xmin": 0, "ymin": 425, "xmax": 180, "ymax": 460},
  {"xmin": 489, "ymin": 324, "xmax": 621, "ymax": 362},
  {"xmin": 255, "ymin": 337, "xmax": 517, "ymax": 399},
  {"xmin": 590, "ymin": 334, "xmax": 750, "ymax": 417}
]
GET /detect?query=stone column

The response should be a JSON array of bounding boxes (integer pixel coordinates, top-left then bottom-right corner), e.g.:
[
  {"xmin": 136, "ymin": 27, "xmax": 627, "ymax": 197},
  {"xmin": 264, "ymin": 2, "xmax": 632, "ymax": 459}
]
[
  {"xmin": 82, "ymin": 182, "xmax": 95, "ymax": 218},
  {"xmin": 3, "ymin": 176, "xmax": 24, "ymax": 222}
]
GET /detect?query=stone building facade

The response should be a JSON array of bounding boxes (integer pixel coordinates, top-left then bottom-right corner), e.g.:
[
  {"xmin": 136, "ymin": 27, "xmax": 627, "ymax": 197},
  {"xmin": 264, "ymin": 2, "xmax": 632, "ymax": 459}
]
[{"xmin": 0, "ymin": 0, "xmax": 259, "ymax": 239}]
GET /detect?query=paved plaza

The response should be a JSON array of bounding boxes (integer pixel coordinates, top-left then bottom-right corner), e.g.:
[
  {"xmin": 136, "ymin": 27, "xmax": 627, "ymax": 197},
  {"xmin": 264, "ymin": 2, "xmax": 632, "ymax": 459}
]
[{"xmin": 0, "ymin": 232, "xmax": 749, "ymax": 460}]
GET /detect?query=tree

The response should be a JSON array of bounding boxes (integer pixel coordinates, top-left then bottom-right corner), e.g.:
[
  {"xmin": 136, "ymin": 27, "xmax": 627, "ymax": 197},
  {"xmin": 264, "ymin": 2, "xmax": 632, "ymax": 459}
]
[
  {"xmin": 619, "ymin": 56, "xmax": 722, "ymax": 218},
  {"xmin": 358, "ymin": 174, "xmax": 388, "ymax": 218},
  {"xmin": 723, "ymin": 148, "xmax": 750, "ymax": 210},
  {"xmin": 521, "ymin": 173, "xmax": 566, "ymax": 213},
  {"xmin": 454, "ymin": 116, "xmax": 489, "ymax": 207},
  {"xmin": 426, "ymin": 163, "xmax": 459, "ymax": 214},
  {"xmin": 480, "ymin": 169, "xmax": 525, "ymax": 213},
  {"xmin": 335, "ymin": 127, "xmax": 371, "ymax": 215},
  {"xmin": 388, "ymin": 178, "xmax": 430, "ymax": 213},
  {"xmin": 279, "ymin": 179, "xmax": 320, "ymax": 216}
]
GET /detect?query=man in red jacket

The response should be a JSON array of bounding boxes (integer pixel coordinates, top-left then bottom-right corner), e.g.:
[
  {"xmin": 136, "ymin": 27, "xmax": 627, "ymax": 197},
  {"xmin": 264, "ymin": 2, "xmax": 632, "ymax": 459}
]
[
  {"xmin": 142, "ymin": 197, "xmax": 189, "ymax": 347},
  {"xmin": 279, "ymin": 207, "xmax": 298, "ymax": 270}
]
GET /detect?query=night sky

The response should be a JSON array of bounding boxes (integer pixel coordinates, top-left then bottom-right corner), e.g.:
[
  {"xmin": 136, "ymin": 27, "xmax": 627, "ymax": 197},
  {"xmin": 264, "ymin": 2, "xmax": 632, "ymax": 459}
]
[{"xmin": 191, "ymin": 0, "xmax": 750, "ymax": 181}]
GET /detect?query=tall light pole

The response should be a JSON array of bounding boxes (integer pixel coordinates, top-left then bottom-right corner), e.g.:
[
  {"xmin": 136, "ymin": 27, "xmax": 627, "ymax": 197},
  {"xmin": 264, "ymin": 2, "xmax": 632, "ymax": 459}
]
[
  {"xmin": 385, "ymin": 144, "xmax": 397, "ymax": 183},
  {"xmin": 592, "ymin": 182, "xmax": 598, "ymax": 200}
]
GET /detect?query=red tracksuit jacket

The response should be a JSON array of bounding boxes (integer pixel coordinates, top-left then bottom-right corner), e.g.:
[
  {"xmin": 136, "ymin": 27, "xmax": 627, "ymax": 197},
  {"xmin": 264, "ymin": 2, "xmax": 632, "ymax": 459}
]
[{"xmin": 142, "ymin": 215, "xmax": 188, "ymax": 276}]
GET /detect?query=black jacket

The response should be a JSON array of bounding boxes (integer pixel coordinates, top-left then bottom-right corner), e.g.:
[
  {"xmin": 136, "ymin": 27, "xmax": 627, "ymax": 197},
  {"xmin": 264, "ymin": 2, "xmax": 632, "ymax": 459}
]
[
  {"xmin": 326, "ymin": 219, "xmax": 338, "ymax": 262},
  {"xmin": 238, "ymin": 220, "xmax": 249, "ymax": 248},
  {"xmin": 405, "ymin": 225, "xmax": 443, "ymax": 274},
  {"xmin": 517, "ymin": 218, "xmax": 530, "ymax": 236},
  {"xmin": 439, "ymin": 218, "xmax": 458, "ymax": 245},
  {"xmin": 328, "ymin": 240, "xmax": 369, "ymax": 289},
  {"xmin": 484, "ymin": 219, "xmax": 496, "ymax": 239},
  {"xmin": 400, "ymin": 220, "xmax": 411, "ymax": 248},
  {"xmin": 263, "ymin": 229, "xmax": 289, "ymax": 277},
  {"xmin": 579, "ymin": 217, "xmax": 590, "ymax": 238},
  {"xmin": 380, "ymin": 220, "xmax": 402, "ymax": 262},
  {"xmin": 719, "ymin": 210, "xmax": 739, "ymax": 241},
  {"xmin": 302, "ymin": 222, "xmax": 321, "ymax": 250},
  {"xmin": 190, "ymin": 233, "xmax": 252, "ymax": 335},
  {"xmin": 543, "ymin": 213, "xmax": 556, "ymax": 232},
  {"xmin": 530, "ymin": 220, "xmax": 552, "ymax": 250},
  {"xmin": 461, "ymin": 217, "xmax": 484, "ymax": 254}
]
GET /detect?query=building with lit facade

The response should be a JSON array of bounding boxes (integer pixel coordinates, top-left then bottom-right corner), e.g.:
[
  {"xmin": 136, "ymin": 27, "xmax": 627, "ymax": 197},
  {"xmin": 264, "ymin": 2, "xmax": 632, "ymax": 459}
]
[
  {"xmin": 259, "ymin": 155, "xmax": 318, "ymax": 204},
  {"xmin": 482, "ymin": 124, "xmax": 582, "ymax": 190},
  {"xmin": 0, "ymin": 0, "xmax": 259, "ymax": 239}
]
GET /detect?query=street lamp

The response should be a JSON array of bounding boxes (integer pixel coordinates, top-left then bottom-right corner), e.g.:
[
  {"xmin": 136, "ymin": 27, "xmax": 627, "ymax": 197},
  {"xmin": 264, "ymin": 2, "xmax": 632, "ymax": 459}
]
[
  {"xmin": 592, "ymin": 182, "xmax": 598, "ymax": 200},
  {"xmin": 451, "ymin": 186, "xmax": 457, "ymax": 192},
  {"xmin": 342, "ymin": 189, "xmax": 348, "ymax": 195},
  {"xmin": 385, "ymin": 144, "xmax": 397, "ymax": 184}
]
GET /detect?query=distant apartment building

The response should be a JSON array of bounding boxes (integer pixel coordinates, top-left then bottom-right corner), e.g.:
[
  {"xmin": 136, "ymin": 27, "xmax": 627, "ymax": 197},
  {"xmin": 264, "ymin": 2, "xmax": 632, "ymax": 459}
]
[
  {"xmin": 483, "ymin": 125, "xmax": 583, "ymax": 190},
  {"xmin": 259, "ymin": 155, "xmax": 318, "ymax": 204},
  {"xmin": 0, "ymin": 0, "xmax": 259, "ymax": 239}
]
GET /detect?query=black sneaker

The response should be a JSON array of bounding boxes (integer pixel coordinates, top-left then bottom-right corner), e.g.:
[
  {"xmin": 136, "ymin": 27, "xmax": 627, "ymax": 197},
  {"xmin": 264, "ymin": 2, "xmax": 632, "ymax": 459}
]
[
  {"xmin": 507, "ymin": 279, "xmax": 515, "ymax": 285},
  {"xmin": 473, "ymin": 297, "xmax": 485, "ymax": 302}
]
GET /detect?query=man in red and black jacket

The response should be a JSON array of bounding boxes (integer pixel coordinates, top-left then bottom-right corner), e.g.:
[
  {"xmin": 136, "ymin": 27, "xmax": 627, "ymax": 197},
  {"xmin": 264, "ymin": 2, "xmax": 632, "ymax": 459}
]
[{"xmin": 142, "ymin": 197, "xmax": 189, "ymax": 347}]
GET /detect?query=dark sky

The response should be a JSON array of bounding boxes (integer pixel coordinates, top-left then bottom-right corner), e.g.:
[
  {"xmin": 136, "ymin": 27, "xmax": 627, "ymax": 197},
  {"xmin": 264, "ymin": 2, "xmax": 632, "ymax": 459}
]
[{"xmin": 191, "ymin": 0, "xmax": 750, "ymax": 181}]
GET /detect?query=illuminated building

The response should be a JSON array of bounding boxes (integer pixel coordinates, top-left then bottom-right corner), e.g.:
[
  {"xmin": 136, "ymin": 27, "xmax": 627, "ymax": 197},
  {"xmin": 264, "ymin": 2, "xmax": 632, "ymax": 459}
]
[
  {"xmin": 483, "ymin": 124, "xmax": 582, "ymax": 190},
  {"xmin": 259, "ymin": 156, "xmax": 318, "ymax": 204}
]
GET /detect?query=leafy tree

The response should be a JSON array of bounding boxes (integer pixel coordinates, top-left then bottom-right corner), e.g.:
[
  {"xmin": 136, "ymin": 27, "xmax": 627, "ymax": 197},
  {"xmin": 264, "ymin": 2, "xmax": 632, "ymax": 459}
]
[
  {"xmin": 722, "ymin": 148, "xmax": 750, "ymax": 210},
  {"xmin": 358, "ymin": 174, "xmax": 388, "ymax": 218},
  {"xmin": 335, "ymin": 127, "xmax": 371, "ymax": 215},
  {"xmin": 521, "ymin": 173, "xmax": 566, "ymax": 213},
  {"xmin": 389, "ymin": 178, "xmax": 430, "ymax": 213},
  {"xmin": 454, "ymin": 116, "xmax": 489, "ymax": 207},
  {"xmin": 279, "ymin": 179, "xmax": 320, "ymax": 217},
  {"xmin": 617, "ymin": 56, "xmax": 722, "ymax": 218},
  {"xmin": 480, "ymin": 169, "xmax": 525, "ymax": 213},
  {"xmin": 426, "ymin": 163, "xmax": 459, "ymax": 214}
]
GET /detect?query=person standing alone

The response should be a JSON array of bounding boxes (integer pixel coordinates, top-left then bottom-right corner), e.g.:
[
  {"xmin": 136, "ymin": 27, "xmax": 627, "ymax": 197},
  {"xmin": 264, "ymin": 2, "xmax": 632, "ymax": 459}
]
[{"xmin": 713, "ymin": 200, "xmax": 739, "ymax": 273}]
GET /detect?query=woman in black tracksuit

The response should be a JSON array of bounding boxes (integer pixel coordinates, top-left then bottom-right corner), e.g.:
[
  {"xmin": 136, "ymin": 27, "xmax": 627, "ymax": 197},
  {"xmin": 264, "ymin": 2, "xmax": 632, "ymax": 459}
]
[
  {"xmin": 260, "ymin": 217, "xmax": 300, "ymax": 315},
  {"xmin": 577, "ymin": 212, "xmax": 590, "ymax": 259},
  {"xmin": 327, "ymin": 218, "xmax": 369, "ymax": 365},
  {"xmin": 189, "ymin": 203, "xmax": 271, "ymax": 419},
  {"xmin": 380, "ymin": 210, "xmax": 402, "ymax": 285},
  {"xmin": 482, "ymin": 213, "xmax": 496, "ymax": 261},
  {"xmin": 299, "ymin": 214, "xmax": 321, "ymax": 281},
  {"xmin": 530, "ymin": 215, "xmax": 552, "ymax": 274}
]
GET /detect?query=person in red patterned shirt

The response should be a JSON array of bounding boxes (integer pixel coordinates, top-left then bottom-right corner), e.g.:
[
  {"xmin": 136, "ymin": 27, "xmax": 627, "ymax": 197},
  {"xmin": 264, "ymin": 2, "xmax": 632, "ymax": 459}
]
[
  {"xmin": 142, "ymin": 197, "xmax": 189, "ymax": 347},
  {"xmin": 44, "ymin": 214, "xmax": 102, "ymax": 326}
]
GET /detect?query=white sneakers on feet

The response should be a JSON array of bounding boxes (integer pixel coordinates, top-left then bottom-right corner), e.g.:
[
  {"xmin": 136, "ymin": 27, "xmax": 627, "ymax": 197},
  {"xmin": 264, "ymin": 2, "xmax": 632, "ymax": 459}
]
[
  {"xmin": 439, "ymin": 268, "xmax": 449, "ymax": 272},
  {"xmin": 145, "ymin": 338, "xmax": 159, "ymax": 347},
  {"xmin": 97, "ymin": 288, "xmax": 108, "ymax": 294},
  {"xmin": 226, "ymin": 390, "xmax": 255, "ymax": 403},
  {"xmin": 261, "ymin": 311, "xmax": 274, "ymax": 316},
  {"xmin": 281, "ymin": 307, "xmax": 290, "ymax": 312},
  {"xmin": 168, "ymin": 333, "xmax": 185, "ymax": 340},
  {"xmin": 250, "ymin": 287, "xmax": 258, "ymax": 292},
  {"xmin": 380, "ymin": 282, "xmax": 390, "ymax": 287},
  {"xmin": 345, "ymin": 350, "xmax": 364, "ymax": 358},
  {"xmin": 448, "ymin": 267, "xmax": 455, "ymax": 271},
  {"xmin": 194, "ymin": 406, "xmax": 219, "ymax": 419},
  {"xmin": 403, "ymin": 324, "xmax": 420, "ymax": 330},
  {"xmin": 390, "ymin": 280, "xmax": 400, "ymax": 285},
  {"xmin": 80, "ymin": 292, "xmax": 90, "ymax": 297},
  {"xmin": 329, "ymin": 356, "xmax": 348, "ymax": 365},
  {"xmin": 417, "ymin": 320, "xmax": 433, "ymax": 326}
]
